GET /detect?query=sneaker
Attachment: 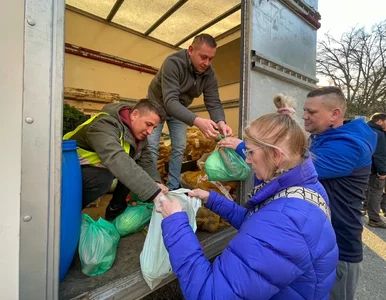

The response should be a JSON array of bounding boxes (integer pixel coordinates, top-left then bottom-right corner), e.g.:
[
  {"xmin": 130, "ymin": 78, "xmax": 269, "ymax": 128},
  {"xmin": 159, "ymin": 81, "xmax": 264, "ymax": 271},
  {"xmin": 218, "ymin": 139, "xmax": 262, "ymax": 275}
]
[
  {"xmin": 105, "ymin": 203, "xmax": 126, "ymax": 221},
  {"xmin": 368, "ymin": 219, "xmax": 386, "ymax": 229}
]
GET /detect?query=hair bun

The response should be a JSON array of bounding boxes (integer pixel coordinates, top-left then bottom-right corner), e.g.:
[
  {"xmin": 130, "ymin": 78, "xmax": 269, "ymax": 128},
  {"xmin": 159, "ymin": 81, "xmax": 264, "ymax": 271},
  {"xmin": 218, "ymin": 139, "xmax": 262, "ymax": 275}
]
[{"xmin": 273, "ymin": 94, "xmax": 296, "ymax": 109}]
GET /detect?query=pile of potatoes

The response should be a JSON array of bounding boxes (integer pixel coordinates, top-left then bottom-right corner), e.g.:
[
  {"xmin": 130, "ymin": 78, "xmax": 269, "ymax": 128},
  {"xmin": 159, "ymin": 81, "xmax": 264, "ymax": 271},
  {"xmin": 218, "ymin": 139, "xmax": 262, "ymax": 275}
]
[
  {"xmin": 157, "ymin": 128, "xmax": 238, "ymax": 233},
  {"xmin": 181, "ymin": 169, "xmax": 238, "ymax": 233},
  {"xmin": 157, "ymin": 128, "xmax": 217, "ymax": 182}
]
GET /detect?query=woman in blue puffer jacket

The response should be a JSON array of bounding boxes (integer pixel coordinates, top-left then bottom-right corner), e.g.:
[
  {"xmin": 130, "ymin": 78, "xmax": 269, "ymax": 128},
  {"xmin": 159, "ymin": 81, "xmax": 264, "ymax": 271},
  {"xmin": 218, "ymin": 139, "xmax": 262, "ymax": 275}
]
[{"xmin": 157, "ymin": 110, "xmax": 339, "ymax": 299}]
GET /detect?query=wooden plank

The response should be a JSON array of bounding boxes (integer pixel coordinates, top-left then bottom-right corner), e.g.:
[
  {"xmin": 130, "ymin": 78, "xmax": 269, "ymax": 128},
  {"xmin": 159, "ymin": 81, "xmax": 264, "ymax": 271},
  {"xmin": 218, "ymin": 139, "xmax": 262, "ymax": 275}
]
[
  {"xmin": 82, "ymin": 101, "xmax": 106, "ymax": 111},
  {"xmin": 64, "ymin": 87, "xmax": 120, "ymax": 103},
  {"xmin": 64, "ymin": 99, "xmax": 83, "ymax": 110}
]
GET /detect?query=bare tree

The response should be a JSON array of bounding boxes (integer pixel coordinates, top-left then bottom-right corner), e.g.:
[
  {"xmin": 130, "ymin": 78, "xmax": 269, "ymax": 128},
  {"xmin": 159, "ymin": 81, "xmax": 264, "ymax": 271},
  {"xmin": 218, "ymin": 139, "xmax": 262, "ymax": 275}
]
[{"xmin": 317, "ymin": 21, "xmax": 386, "ymax": 117}]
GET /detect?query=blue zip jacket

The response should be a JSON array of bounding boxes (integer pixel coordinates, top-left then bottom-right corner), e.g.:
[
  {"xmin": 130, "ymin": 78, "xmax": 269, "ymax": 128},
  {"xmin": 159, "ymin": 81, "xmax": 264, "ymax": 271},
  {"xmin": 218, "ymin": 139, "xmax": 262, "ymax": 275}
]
[
  {"xmin": 309, "ymin": 118, "xmax": 377, "ymax": 262},
  {"xmin": 162, "ymin": 158, "xmax": 338, "ymax": 299}
]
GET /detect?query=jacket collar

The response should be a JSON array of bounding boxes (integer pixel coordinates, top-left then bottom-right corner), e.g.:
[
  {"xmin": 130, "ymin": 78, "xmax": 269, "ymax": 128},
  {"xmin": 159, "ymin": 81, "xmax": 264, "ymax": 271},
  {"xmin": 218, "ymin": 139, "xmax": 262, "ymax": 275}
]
[
  {"xmin": 246, "ymin": 157, "xmax": 318, "ymax": 207},
  {"xmin": 367, "ymin": 120, "xmax": 384, "ymax": 132}
]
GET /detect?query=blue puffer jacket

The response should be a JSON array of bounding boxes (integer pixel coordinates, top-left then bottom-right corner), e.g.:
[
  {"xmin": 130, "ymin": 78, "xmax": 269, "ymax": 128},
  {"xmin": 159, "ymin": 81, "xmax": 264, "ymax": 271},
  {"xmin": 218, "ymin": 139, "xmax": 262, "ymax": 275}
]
[{"xmin": 162, "ymin": 158, "xmax": 339, "ymax": 299}]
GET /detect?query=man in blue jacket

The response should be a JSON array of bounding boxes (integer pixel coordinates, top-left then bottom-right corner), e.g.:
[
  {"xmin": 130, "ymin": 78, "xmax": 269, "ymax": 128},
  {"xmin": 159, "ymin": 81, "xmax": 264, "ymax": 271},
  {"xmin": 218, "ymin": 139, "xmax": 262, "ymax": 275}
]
[
  {"xmin": 303, "ymin": 86, "xmax": 377, "ymax": 300},
  {"xmin": 365, "ymin": 113, "xmax": 386, "ymax": 228}
]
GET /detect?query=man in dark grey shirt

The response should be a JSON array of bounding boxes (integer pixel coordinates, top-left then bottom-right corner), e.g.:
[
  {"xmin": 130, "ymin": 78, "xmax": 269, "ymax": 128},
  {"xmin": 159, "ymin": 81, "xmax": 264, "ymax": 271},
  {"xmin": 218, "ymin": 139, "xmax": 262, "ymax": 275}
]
[
  {"xmin": 366, "ymin": 113, "xmax": 386, "ymax": 228},
  {"xmin": 147, "ymin": 34, "xmax": 232, "ymax": 190}
]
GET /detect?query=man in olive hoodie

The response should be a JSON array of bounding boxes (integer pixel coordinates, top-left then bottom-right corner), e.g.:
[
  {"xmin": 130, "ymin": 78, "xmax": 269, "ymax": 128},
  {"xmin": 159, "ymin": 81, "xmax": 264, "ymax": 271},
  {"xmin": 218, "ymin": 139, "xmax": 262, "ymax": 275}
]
[
  {"xmin": 147, "ymin": 34, "xmax": 233, "ymax": 190},
  {"xmin": 64, "ymin": 99, "xmax": 168, "ymax": 221}
]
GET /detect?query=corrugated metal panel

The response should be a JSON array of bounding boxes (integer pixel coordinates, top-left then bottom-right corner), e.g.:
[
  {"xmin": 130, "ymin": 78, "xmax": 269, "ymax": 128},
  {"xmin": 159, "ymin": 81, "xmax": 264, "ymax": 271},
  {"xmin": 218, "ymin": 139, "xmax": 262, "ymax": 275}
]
[
  {"xmin": 148, "ymin": 0, "xmax": 240, "ymax": 44},
  {"xmin": 65, "ymin": 0, "xmax": 241, "ymax": 47},
  {"xmin": 112, "ymin": 0, "xmax": 178, "ymax": 33},
  {"xmin": 67, "ymin": 0, "xmax": 115, "ymax": 19}
]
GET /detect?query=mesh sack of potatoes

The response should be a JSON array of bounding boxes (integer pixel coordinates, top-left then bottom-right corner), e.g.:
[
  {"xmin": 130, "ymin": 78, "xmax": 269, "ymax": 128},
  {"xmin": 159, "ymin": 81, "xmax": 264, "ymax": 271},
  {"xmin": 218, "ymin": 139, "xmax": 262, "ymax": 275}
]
[
  {"xmin": 184, "ymin": 128, "xmax": 217, "ymax": 161},
  {"xmin": 157, "ymin": 137, "xmax": 171, "ymax": 182}
]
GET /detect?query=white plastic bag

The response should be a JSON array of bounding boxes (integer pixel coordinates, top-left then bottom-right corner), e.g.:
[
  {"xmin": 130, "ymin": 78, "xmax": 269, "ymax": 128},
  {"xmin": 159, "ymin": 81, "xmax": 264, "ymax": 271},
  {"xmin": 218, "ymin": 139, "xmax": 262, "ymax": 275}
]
[{"xmin": 140, "ymin": 188, "xmax": 202, "ymax": 289}]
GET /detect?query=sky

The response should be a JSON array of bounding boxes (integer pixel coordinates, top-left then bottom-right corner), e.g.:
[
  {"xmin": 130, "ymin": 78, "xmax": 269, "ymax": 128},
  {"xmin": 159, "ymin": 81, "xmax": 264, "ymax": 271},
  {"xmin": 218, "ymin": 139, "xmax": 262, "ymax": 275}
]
[
  {"xmin": 317, "ymin": 0, "xmax": 385, "ymax": 41},
  {"xmin": 316, "ymin": 0, "xmax": 385, "ymax": 85}
]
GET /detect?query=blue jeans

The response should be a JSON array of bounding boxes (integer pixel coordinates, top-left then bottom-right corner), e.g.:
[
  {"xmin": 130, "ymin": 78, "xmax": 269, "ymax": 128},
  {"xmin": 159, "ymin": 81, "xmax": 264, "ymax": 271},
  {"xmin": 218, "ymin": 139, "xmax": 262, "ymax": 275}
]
[{"xmin": 147, "ymin": 116, "xmax": 187, "ymax": 190}]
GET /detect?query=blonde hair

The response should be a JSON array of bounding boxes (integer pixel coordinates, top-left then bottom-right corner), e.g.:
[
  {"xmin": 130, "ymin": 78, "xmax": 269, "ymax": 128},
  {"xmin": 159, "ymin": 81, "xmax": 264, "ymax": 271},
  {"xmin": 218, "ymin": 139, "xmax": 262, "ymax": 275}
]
[
  {"xmin": 273, "ymin": 93, "xmax": 297, "ymax": 110},
  {"xmin": 243, "ymin": 95, "xmax": 308, "ymax": 179}
]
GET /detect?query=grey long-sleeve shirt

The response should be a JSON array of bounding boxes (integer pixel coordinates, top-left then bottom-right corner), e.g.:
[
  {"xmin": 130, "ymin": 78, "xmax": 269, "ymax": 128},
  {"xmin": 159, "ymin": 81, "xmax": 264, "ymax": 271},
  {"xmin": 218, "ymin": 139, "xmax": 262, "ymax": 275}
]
[{"xmin": 147, "ymin": 49, "xmax": 226, "ymax": 126}]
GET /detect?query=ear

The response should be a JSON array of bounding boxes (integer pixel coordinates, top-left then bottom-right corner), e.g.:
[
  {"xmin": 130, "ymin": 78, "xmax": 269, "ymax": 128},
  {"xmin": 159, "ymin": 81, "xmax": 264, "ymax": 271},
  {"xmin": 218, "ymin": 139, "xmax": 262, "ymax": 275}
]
[
  {"xmin": 131, "ymin": 109, "xmax": 140, "ymax": 120},
  {"xmin": 273, "ymin": 148, "xmax": 283, "ymax": 166},
  {"xmin": 331, "ymin": 108, "xmax": 342, "ymax": 121},
  {"xmin": 188, "ymin": 45, "xmax": 194, "ymax": 56}
]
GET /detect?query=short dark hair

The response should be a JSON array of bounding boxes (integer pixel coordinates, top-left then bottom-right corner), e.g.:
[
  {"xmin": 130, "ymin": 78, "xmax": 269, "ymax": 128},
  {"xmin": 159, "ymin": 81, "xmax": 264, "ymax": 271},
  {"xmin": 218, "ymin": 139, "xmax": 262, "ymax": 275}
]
[
  {"xmin": 192, "ymin": 34, "xmax": 217, "ymax": 48},
  {"xmin": 370, "ymin": 113, "xmax": 386, "ymax": 122},
  {"xmin": 134, "ymin": 98, "xmax": 166, "ymax": 122},
  {"xmin": 307, "ymin": 86, "xmax": 347, "ymax": 115},
  {"xmin": 307, "ymin": 86, "xmax": 345, "ymax": 99}
]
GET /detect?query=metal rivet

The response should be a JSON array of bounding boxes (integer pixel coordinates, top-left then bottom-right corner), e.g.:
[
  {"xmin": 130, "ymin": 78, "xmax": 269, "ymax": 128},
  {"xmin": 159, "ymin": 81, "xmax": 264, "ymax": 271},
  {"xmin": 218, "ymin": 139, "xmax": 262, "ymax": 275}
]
[
  {"xmin": 25, "ymin": 117, "xmax": 34, "ymax": 124},
  {"xmin": 27, "ymin": 19, "xmax": 36, "ymax": 26},
  {"xmin": 23, "ymin": 215, "xmax": 32, "ymax": 222}
]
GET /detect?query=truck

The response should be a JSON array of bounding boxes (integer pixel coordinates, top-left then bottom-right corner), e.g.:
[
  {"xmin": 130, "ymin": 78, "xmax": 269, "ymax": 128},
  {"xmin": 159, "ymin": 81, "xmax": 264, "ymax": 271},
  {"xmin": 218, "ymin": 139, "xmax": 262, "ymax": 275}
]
[{"xmin": 1, "ymin": 0, "xmax": 321, "ymax": 299}]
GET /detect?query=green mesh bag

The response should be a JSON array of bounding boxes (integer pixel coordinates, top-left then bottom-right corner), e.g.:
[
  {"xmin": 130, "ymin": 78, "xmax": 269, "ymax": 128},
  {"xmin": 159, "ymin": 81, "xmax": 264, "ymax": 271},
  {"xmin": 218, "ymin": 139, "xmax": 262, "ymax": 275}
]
[
  {"xmin": 78, "ymin": 214, "xmax": 120, "ymax": 276},
  {"xmin": 205, "ymin": 147, "xmax": 251, "ymax": 181},
  {"xmin": 112, "ymin": 202, "xmax": 153, "ymax": 237}
]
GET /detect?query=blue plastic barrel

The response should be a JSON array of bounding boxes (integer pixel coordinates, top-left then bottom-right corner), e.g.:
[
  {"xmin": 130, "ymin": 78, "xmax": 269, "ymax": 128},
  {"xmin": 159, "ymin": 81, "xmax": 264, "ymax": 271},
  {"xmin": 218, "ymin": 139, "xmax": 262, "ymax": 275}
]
[{"xmin": 60, "ymin": 140, "xmax": 82, "ymax": 282}]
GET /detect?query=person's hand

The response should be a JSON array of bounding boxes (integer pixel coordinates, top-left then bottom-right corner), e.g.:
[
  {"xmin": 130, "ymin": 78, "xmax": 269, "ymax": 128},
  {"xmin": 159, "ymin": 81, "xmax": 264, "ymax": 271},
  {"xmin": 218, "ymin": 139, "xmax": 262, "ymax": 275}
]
[
  {"xmin": 377, "ymin": 173, "xmax": 386, "ymax": 180},
  {"xmin": 217, "ymin": 136, "xmax": 242, "ymax": 151},
  {"xmin": 156, "ymin": 182, "xmax": 169, "ymax": 194},
  {"xmin": 188, "ymin": 189, "xmax": 210, "ymax": 204},
  {"xmin": 217, "ymin": 121, "xmax": 233, "ymax": 136},
  {"xmin": 158, "ymin": 197, "xmax": 183, "ymax": 218},
  {"xmin": 193, "ymin": 117, "xmax": 219, "ymax": 138}
]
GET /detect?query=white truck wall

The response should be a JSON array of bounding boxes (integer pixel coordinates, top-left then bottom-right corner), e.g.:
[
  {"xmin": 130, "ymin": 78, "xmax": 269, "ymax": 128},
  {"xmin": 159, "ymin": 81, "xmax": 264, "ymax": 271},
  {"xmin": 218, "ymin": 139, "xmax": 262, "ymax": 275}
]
[
  {"xmin": 247, "ymin": 0, "xmax": 318, "ymax": 121},
  {"xmin": 0, "ymin": 1, "xmax": 24, "ymax": 298},
  {"xmin": 238, "ymin": 0, "xmax": 319, "ymax": 201}
]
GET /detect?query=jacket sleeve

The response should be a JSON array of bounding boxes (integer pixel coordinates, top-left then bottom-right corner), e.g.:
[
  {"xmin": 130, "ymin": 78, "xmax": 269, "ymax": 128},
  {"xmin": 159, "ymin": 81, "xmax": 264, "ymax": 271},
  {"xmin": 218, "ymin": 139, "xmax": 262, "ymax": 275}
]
[
  {"xmin": 136, "ymin": 144, "xmax": 162, "ymax": 182},
  {"xmin": 161, "ymin": 58, "xmax": 198, "ymax": 126},
  {"xmin": 311, "ymin": 137, "xmax": 365, "ymax": 179},
  {"xmin": 235, "ymin": 140, "xmax": 246, "ymax": 160},
  {"xmin": 162, "ymin": 209, "xmax": 309, "ymax": 300},
  {"xmin": 202, "ymin": 73, "xmax": 226, "ymax": 123},
  {"xmin": 205, "ymin": 191, "xmax": 248, "ymax": 230},
  {"xmin": 373, "ymin": 133, "xmax": 386, "ymax": 175},
  {"xmin": 86, "ymin": 117, "xmax": 160, "ymax": 201}
]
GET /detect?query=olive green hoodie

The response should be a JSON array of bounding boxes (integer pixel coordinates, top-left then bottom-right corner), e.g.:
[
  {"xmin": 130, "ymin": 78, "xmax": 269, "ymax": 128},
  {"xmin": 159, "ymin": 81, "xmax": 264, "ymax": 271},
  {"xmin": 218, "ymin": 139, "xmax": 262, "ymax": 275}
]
[{"xmin": 71, "ymin": 103, "xmax": 161, "ymax": 202}]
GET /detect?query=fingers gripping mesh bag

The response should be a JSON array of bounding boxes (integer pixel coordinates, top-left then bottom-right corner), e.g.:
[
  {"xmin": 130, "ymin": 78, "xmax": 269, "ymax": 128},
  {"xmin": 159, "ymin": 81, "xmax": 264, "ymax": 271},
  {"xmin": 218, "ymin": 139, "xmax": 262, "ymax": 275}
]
[
  {"xmin": 140, "ymin": 189, "xmax": 201, "ymax": 289},
  {"xmin": 205, "ymin": 147, "xmax": 251, "ymax": 181},
  {"xmin": 78, "ymin": 214, "xmax": 120, "ymax": 276}
]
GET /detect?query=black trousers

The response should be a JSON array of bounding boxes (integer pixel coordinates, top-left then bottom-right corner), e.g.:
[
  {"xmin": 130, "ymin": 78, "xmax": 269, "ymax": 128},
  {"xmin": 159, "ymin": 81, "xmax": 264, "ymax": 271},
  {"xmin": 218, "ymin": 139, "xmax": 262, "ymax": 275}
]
[
  {"xmin": 81, "ymin": 165, "xmax": 130, "ymax": 209},
  {"xmin": 366, "ymin": 173, "xmax": 386, "ymax": 222}
]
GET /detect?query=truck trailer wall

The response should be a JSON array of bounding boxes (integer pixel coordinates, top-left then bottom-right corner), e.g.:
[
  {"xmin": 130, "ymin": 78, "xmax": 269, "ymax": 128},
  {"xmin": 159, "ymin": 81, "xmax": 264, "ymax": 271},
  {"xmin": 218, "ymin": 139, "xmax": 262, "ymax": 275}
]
[
  {"xmin": 65, "ymin": 9, "xmax": 175, "ymax": 100},
  {"xmin": 0, "ymin": 1, "xmax": 24, "ymax": 298},
  {"xmin": 246, "ymin": 0, "xmax": 318, "ymax": 122}
]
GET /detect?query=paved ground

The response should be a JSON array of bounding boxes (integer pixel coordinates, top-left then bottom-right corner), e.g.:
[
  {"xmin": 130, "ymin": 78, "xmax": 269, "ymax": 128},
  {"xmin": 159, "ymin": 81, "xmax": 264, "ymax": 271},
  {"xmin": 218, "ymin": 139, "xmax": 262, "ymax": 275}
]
[{"xmin": 356, "ymin": 214, "xmax": 386, "ymax": 300}]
